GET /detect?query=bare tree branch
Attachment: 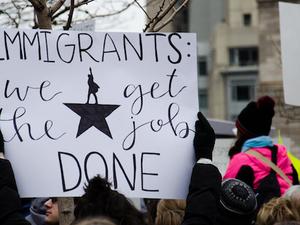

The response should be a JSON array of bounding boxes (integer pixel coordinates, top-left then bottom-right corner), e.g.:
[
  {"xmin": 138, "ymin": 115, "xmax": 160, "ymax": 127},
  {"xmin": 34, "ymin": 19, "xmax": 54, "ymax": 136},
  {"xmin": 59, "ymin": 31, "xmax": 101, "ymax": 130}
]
[
  {"xmin": 63, "ymin": 0, "xmax": 74, "ymax": 30},
  {"xmin": 134, "ymin": 0, "xmax": 150, "ymax": 20},
  {"xmin": 52, "ymin": 0, "xmax": 94, "ymax": 20},
  {"xmin": 53, "ymin": 0, "xmax": 136, "ymax": 20},
  {"xmin": 0, "ymin": 9, "xmax": 18, "ymax": 27},
  {"xmin": 144, "ymin": 0, "xmax": 167, "ymax": 32},
  {"xmin": 144, "ymin": 0, "xmax": 190, "ymax": 32},
  {"xmin": 2, "ymin": 0, "xmax": 189, "ymax": 32},
  {"xmin": 27, "ymin": 0, "xmax": 45, "ymax": 12},
  {"xmin": 153, "ymin": 0, "xmax": 189, "ymax": 32},
  {"xmin": 149, "ymin": 0, "xmax": 177, "ymax": 31},
  {"xmin": 48, "ymin": 0, "xmax": 66, "ymax": 16}
]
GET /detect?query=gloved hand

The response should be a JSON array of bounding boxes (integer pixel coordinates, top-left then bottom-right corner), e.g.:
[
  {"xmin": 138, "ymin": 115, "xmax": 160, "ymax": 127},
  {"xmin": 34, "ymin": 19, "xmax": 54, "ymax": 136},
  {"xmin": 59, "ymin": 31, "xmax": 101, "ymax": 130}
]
[{"xmin": 193, "ymin": 112, "xmax": 216, "ymax": 160}]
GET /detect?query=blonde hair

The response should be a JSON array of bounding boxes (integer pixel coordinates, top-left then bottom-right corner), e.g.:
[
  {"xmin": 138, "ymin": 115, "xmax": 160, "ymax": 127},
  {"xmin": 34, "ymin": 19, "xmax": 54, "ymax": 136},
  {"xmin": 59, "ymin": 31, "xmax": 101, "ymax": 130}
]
[
  {"xmin": 284, "ymin": 185, "xmax": 300, "ymax": 212},
  {"xmin": 72, "ymin": 217, "xmax": 116, "ymax": 225},
  {"xmin": 155, "ymin": 199, "xmax": 186, "ymax": 225},
  {"xmin": 256, "ymin": 197, "xmax": 300, "ymax": 225}
]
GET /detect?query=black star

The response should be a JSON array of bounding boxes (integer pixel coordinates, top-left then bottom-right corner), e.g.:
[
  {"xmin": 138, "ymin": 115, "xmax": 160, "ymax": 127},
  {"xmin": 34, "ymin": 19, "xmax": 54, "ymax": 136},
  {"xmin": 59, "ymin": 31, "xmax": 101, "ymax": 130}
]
[{"xmin": 64, "ymin": 103, "xmax": 120, "ymax": 138}]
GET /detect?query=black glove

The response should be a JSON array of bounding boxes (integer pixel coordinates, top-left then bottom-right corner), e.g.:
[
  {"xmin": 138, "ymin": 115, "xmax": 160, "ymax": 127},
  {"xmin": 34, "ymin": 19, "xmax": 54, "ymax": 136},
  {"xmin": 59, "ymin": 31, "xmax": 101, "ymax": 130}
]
[{"xmin": 193, "ymin": 112, "xmax": 216, "ymax": 161}]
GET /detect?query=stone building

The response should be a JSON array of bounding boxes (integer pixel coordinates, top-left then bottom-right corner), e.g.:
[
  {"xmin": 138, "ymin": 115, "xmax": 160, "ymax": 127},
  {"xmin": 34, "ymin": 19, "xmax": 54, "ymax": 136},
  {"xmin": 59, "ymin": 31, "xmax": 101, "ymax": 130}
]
[
  {"xmin": 147, "ymin": 0, "xmax": 300, "ymax": 154},
  {"xmin": 257, "ymin": 0, "xmax": 300, "ymax": 155},
  {"xmin": 210, "ymin": 0, "xmax": 259, "ymax": 121}
]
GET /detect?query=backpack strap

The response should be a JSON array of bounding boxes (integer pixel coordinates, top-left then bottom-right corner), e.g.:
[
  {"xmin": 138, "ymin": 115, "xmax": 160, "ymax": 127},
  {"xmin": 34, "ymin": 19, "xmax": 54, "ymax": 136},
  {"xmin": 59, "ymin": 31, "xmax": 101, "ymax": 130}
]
[{"xmin": 247, "ymin": 149, "xmax": 292, "ymax": 187}]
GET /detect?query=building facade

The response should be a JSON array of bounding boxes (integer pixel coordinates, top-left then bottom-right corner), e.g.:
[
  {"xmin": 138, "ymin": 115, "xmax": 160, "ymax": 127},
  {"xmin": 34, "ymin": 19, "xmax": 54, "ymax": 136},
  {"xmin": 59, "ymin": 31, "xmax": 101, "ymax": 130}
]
[
  {"xmin": 147, "ymin": 0, "xmax": 300, "ymax": 154},
  {"xmin": 257, "ymin": 0, "xmax": 300, "ymax": 155},
  {"xmin": 210, "ymin": 0, "xmax": 259, "ymax": 121}
]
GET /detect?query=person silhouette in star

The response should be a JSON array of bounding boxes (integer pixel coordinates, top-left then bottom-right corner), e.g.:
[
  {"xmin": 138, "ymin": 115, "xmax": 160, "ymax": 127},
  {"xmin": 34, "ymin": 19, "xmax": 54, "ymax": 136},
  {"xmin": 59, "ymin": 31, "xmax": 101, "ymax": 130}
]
[{"xmin": 87, "ymin": 67, "xmax": 100, "ymax": 104}]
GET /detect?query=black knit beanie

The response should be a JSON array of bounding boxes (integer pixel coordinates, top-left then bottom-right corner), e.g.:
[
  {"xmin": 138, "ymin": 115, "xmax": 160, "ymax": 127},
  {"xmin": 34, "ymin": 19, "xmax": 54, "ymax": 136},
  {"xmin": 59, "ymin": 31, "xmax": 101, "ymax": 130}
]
[
  {"xmin": 236, "ymin": 95, "xmax": 275, "ymax": 138},
  {"xmin": 218, "ymin": 178, "xmax": 257, "ymax": 225}
]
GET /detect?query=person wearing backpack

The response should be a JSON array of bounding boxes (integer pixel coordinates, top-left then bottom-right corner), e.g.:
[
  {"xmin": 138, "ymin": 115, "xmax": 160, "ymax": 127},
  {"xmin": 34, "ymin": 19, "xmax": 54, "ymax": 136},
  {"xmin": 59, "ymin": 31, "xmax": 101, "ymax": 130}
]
[{"xmin": 224, "ymin": 96, "xmax": 299, "ymax": 208}]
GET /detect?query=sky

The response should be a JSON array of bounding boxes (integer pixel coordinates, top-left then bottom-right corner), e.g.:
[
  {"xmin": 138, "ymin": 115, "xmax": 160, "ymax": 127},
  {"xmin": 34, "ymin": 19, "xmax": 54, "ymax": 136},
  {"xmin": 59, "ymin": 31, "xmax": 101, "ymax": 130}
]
[{"xmin": 71, "ymin": 0, "xmax": 147, "ymax": 32}]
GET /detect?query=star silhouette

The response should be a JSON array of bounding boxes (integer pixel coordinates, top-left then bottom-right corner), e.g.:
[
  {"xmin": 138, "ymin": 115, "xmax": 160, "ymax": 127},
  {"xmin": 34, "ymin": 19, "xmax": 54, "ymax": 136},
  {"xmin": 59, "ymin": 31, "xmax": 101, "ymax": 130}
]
[{"xmin": 64, "ymin": 103, "xmax": 120, "ymax": 138}]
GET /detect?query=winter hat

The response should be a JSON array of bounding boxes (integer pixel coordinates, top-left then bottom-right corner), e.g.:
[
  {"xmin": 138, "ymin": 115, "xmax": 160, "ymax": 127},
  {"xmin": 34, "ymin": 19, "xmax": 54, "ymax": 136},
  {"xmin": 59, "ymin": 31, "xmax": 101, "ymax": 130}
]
[
  {"xmin": 25, "ymin": 198, "xmax": 48, "ymax": 225},
  {"xmin": 217, "ymin": 179, "xmax": 257, "ymax": 225},
  {"xmin": 220, "ymin": 178, "xmax": 257, "ymax": 215},
  {"xmin": 236, "ymin": 95, "xmax": 275, "ymax": 138}
]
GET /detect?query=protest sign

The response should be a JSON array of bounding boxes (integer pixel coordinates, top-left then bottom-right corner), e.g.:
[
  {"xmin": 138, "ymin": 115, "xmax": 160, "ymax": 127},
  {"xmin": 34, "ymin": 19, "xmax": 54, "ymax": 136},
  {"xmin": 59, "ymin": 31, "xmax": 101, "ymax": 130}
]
[
  {"xmin": 279, "ymin": 2, "xmax": 300, "ymax": 106},
  {"xmin": 0, "ymin": 28, "xmax": 198, "ymax": 199}
]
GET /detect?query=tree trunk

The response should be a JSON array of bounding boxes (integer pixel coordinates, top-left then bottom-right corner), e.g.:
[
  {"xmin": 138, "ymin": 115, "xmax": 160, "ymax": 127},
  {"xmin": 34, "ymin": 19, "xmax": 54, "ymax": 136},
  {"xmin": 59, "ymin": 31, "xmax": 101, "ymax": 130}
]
[{"xmin": 34, "ymin": 0, "xmax": 52, "ymax": 29}]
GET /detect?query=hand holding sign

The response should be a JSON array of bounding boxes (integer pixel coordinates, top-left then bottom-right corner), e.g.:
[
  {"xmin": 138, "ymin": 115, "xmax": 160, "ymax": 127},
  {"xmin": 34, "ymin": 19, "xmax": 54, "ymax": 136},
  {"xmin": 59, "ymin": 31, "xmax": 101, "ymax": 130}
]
[{"xmin": 193, "ymin": 112, "xmax": 216, "ymax": 161}]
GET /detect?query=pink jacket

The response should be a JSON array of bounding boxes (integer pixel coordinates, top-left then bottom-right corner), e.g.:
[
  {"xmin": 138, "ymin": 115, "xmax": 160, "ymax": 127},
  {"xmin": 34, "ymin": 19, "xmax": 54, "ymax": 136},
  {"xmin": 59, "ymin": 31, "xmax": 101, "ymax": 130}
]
[{"xmin": 223, "ymin": 144, "xmax": 293, "ymax": 195}]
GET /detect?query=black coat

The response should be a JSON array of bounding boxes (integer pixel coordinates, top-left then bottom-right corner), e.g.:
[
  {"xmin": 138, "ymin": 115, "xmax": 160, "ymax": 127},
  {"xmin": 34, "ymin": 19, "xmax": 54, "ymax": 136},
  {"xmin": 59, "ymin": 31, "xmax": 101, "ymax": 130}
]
[
  {"xmin": 0, "ymin": 159, "xmax": 30, "ymax": 225},
  {"xmin": 182, "ymin": 163, "xmax": 221, "ymax": 225},
  {"xmin": 182, "ymin": 163, "xmax": 255, "ymax": 225}
]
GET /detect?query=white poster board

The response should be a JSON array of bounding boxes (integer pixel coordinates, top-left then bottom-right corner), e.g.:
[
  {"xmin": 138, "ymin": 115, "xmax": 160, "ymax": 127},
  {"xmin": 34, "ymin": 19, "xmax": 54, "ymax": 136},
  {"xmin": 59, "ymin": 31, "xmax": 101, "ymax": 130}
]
[
  {"xmin": 0, "ymin": 28, "xmax": 198, "ymax": 199},
  {"xmin": 279, "ymin": 2, "xmax": 300, "ymax": 106}
]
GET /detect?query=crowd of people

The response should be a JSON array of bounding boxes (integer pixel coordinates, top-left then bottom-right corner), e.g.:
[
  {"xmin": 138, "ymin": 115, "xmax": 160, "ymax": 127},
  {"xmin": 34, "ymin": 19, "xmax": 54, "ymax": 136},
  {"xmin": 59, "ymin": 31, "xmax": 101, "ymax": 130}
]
[{"xmin": 1, "ymin": 95, "xmax": 300, "ymax": 225}]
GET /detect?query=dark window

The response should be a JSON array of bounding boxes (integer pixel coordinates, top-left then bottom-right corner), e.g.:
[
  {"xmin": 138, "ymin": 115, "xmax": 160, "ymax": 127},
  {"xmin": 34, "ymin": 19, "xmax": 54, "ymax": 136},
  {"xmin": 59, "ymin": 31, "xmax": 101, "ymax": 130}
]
[
  {"xmin": 229, "ymin": 47, "xmax": 258, "ymax": 66},
  {"xmin": 236, "ymin": 86, "xmax": 251, "ymax": 100},
  {"xmin": 243, "ymin": 14, "xmax": 252, "ymax": 26},
  {"xmin": 198, "ymin": 58, "xmax": 207, "ymax": 76},
  {"xmin": 231, "ymin": 83, "xmax": 254, "ymax": 101}
]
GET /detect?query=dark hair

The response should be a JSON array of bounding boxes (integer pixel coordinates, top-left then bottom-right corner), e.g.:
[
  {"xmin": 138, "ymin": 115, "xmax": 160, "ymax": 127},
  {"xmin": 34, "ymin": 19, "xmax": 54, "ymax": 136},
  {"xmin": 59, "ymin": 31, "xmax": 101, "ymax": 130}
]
[
  {"xmin": 143, "ymin": 198, "xmax": 160, "ymax": 225},
  {"xmin": 74, "ymin": 176, "xmax": 147, "ymax": 225},
  {"xmin": 228, "ymin": 135, "xmax": 248, "ymax": 158}
]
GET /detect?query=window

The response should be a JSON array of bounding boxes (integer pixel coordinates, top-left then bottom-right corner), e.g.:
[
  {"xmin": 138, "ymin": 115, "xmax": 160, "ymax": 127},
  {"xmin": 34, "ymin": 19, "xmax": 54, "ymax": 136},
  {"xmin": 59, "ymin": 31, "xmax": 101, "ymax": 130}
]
[
  {"xmin": 243, "ymin": 14, "xmax": 252, "ymax": 26},
  {"xmin": 198, "ymin": 57, "xmax": 207, "ymax": 76},
  {"xmin": 231, "ymin": 80, "xmax": 255, "ymax": 102},
  {"xmin": 227, "ymin": 77, "xmax": 257, "ymax": 121},
  {"xmin": 199, "ymin": 89, "xmax": 208, "ymax": 109},
  {"xmin": 229, "ymin": 47, "xmax": 258, "ymax": 66}
]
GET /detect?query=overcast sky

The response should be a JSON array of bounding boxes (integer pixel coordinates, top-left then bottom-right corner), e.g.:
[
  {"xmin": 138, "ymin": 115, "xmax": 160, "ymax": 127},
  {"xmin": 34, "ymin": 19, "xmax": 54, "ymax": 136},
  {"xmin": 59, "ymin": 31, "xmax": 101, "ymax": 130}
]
[{"xmin": 71, "ymin": 0, "xmax": 147, "ymax": 32}]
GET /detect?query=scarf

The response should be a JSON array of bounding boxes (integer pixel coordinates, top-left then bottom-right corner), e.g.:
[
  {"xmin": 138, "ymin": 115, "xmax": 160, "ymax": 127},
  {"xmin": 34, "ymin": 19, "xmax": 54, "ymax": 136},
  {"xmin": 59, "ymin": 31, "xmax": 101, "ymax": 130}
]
[{"xmin": 242, "ymin": 136, "xmax": 273, "ymax": 152}]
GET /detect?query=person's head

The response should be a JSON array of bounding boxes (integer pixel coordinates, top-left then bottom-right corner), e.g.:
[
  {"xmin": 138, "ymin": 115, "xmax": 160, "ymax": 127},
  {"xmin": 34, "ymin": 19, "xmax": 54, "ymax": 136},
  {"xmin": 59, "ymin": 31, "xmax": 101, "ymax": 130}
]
[
  {"xmin": 155, "ymin": 199, "xmax": 186, "ymax": 225},
  {"xmin": 44, "ymin": 198, "xmax": 59, "ymax": 225},
  {"xmin": 26, "ymin": 198, "xmax": 48, "ymax": 225},
  {"xmin": 284, "ymin": 185, "xmax": 300, "ymax": 201},
  {"xmin": 72, "ymin": 216, "xmax": 117, "ymax": 225},
  {"xmin": 284, "ymin": 185, "xmax": 300, "ymax": 215},
  {"xmin": 74, "ymin": 175, "xmax": 147, "ymax": 225},
  {"xmin": 143, "ymin": 198, "xmax": 160, "ymax": 225},
  {"xmin": 229, "ymin": 95, "xmax": 275, "ymax": 158},
  {"xmin": 217, "ymin": 178, "xmax": 257, "ymax": 225},
  {"xmin": 274, "ymin": 222, "xmax": 300, "ymax": 225},
  {"xmin": 256, "ymin": 197, "xmax": 300, "ymax": 225}
]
